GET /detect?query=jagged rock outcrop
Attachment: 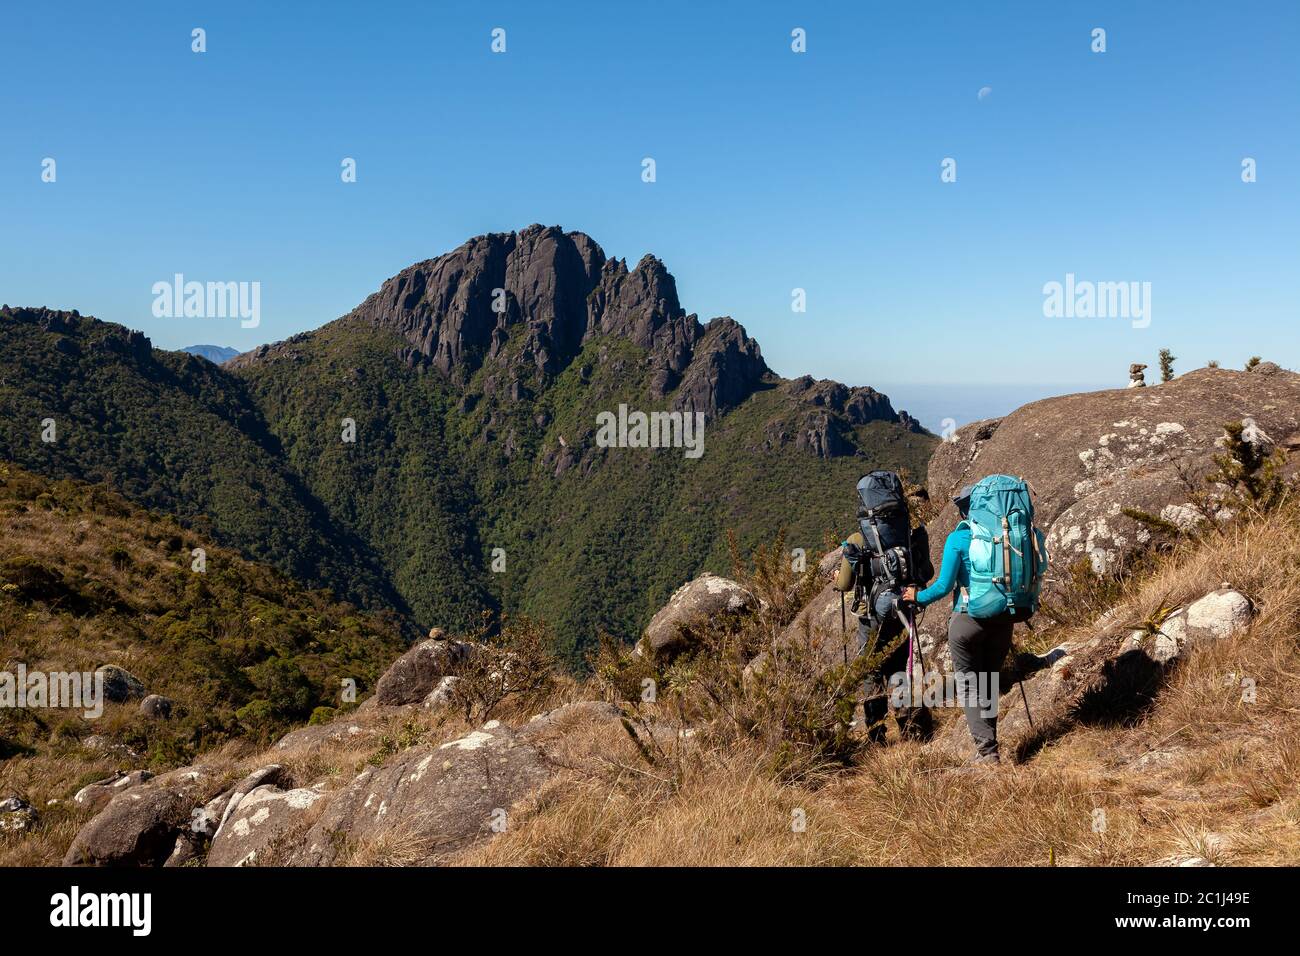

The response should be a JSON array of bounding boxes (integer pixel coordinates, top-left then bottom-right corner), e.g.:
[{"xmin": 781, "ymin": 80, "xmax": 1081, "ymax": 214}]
[{"xmin": 341, "ymin": 225, "xmax": 776, "ymax": 419}]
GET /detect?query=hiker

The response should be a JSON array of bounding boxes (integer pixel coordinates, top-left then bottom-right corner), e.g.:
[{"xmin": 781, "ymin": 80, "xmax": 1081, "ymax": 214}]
[
  {"xmin": 903, "ymin": 477, "xmax": 1047, "ymax": 764},
  {"xmin": 834, "ymin": 471, "xmax": 935, "ymax": 744}
]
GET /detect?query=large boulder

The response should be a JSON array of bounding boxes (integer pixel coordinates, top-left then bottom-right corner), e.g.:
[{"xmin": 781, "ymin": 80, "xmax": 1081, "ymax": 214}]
[
  {"xmin": 374, "ymin": 628, "xmax": 473, "ymax": 705},
  {"xmin": 926, "ymin": 368, "xmax": 1300, "ymax": 580},
  {"xmin": 637, "ymin": 573, "xmax": 758, "ymax": 659},
  {"xmin": 207, "ymin": 784, "xmax": 326, "ymax": 867},
  {"xmin": 95, "ymin": 665, "xmax": 145, "ymax": 703},
  {"xmin": 63, "ymin": 789, "xmax": 190, "ymax": 866},
  {"xmin": 63, "ymin": 765, "xmax": 220, "ymax": 866},
  {"xmin": 290, "ymin": 720, "xmax": 553, "ymax": 866},
  {"xmin": 935, "ymin": 587, "xmax": 1255, "ymax": 760}
]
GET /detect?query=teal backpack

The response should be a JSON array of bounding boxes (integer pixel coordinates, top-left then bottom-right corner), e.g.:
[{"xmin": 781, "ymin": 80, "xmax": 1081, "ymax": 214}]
[{"xmin": 960, "ymin": 475, "xmax": 1048, "ymax": 621}]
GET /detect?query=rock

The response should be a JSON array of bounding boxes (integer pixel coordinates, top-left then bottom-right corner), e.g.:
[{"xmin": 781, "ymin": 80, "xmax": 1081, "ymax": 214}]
[
  {"xmin": 773, "ymin": 581, "xmax": 857, "ymax": 668},
  {"xmin": 292, "ymin": 721, "xmax": 553, "ymax": 866},
  {"xmin": 274, "ymin": 719, "xmax": 372, "ymax": 752},
  {"xmin": 82, "ymin": 735, "xmax": 140, "ymax": 759},
  {"xmin": 519, "ymin": 700, "xmax": 621, "ymax": 738},
  {"xmin": 0, "ymin": 796, "xmax": 38, "ymax": 833},
  {"xmin": 374, "ymin": 631, "xmax": 473, "ymax": 705},
  {"xmin": 212, "ymin": 765, "xmax": 287, "ymax": 837},
  {"xmin": 73, "ymin": 770, "xmax": 155, "ymax": 813},
  {"xmin": 207, "ymin": 784, "xmax": 326, "ymax": 867},
  {"xmin": 933, "ymin": 628, "xmax": 1167, "ymax": 762},
  {"xmin": 63, "ymin": 765, "xmax": 220, "ymax": 866},
  {"xmin": 1186, "ymin": 588, "xmax": 1254, "ymax": 640},
  {"xmin": 421, "ymin": 675, "xmax": 460, "ymax": 709},
  {"xmin": 139, "ymin": 694, "xmax": 173, "ymax": 719},
  {"xmin": 95, "ymin": 665, "xmax": 145, "ymax": 703},
  {"xmin": 63, "ymin": 788, "xmax": 190, "ymax": 865},
  {"xmin": 926, "ymin": 367, "xmax": 1300, "ymax": 583},
  {"xmin": 637, "ymin": 573, "xmax": 758, "ymax": 659},
  {"xmin": 1147, "ymin": 589, "xmax": 1255, "ymax": 664},
  {"xmin": 163, "ymin": 834, "xmax": 201, "ymax": 867}
]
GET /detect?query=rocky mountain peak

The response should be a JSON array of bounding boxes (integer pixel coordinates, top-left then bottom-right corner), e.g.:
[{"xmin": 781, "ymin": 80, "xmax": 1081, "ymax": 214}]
[{"xmin": 343, "ymin": 225, "xmax": 779, "ymax": 417}]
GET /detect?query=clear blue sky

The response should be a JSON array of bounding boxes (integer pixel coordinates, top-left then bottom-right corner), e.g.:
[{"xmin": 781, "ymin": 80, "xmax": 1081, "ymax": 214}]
[{"xmin": 2, "ymin": 0, "xmax": 1296, "ymax": 397}]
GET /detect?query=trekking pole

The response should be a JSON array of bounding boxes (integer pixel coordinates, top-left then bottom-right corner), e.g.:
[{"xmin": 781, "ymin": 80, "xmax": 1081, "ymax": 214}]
[
  {"xmin": 1018, "ymin": 679, "xmax": 1034, "ymax": 730},
  {"xmin": 840, "ymin": 592, "xmax": 848, "ymax": 667},
  {"xmin": 1010, "ymin": 639, "xmax": 1034, "ymax": 729},
  {"xmin": 894, "ymin": 601, "xmax": 923, "ymax": 708}
]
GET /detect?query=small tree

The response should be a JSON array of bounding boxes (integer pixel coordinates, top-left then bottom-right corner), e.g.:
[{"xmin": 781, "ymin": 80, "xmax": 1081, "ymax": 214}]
[
  {"xmin": 1158, "ymin": 348, "xmax": 1176, "ymax": 383},
  {"xmin": 1246, "ymin": 356, "xmax": 1262, "ymax": 371},
  {"xmin": 1206, "ymin": 420, "xmax": 1286, "ymax": 513},
  {"xmin": 1207, "ymin": 360, "xmax": 1220, "ymax": 368}
]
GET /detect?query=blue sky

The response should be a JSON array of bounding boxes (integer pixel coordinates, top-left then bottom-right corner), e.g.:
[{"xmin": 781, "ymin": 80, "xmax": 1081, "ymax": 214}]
[{"xmin": 2, "ymin": 0, "xmax": 1296, "ymax": 413}]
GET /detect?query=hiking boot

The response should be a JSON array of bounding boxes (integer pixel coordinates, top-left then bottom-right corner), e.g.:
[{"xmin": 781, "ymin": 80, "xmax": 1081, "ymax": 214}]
[{"xmin": 971, "ymin": 752, "xmax": 1001, "ymax": 765}]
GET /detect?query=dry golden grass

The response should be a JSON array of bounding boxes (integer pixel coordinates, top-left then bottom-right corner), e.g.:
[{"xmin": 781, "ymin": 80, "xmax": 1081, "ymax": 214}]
[
  {"xmin": 456, "ymin": 501, "xmax": 1300, "ymax": 866},
  {"xmin": 8, "ymin": 492, "xmax": 1299, "ymax": 867}
]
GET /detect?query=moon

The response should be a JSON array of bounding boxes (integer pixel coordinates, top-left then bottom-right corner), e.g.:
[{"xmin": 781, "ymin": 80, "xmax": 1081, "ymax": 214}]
[{"xmin": 977, "ymin": 86, "xmax": 992, "ymax": 101}]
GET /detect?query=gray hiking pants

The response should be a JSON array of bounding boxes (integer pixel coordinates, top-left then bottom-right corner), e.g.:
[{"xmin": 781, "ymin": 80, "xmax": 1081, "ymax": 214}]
[{"xmin": 947, "ymin": 611, "xmax": 1014, "ymax": 757}]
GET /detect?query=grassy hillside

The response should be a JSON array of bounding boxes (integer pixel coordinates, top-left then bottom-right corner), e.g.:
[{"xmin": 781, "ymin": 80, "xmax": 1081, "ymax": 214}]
[
  {"xmin": 453, "ymin": 497, "xmax": 1300, "ymax": 865},
  {"xmin": 0, "ymin": 308, "xmax": 401, "ymax": 618},
  {"xmin": 0, "ymin": 463, "xmax": 406, "ymax": 788},
  {"xmin": 0, "ymin": 303, "xmax": 933, "ymax": 668}
]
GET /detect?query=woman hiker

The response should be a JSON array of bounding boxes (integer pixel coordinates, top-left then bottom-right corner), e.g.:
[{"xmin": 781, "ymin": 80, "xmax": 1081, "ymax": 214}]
[{"xmin": 902, "ymin": 484, "xmax": 1013, "ymax": 764}]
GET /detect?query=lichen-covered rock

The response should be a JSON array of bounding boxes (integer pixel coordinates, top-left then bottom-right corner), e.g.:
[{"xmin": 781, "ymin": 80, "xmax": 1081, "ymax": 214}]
[
  {"xmin": 374, "ymin": 629, "xmax": 473, "ymax": 705},
  {"xmin": 926, "ymin": 367, "xmax": 1300, "ymax": 584},
  {"xmin": 288, "ymin": 720, "xmax": 553, "ymax": 866},
  {"xmin": 207, "ymin": 784, "xmax": 326, "ymax": 867},
  {"xmin": 62, "ymin": 765, "xmax": 221, "ymax": 866},
  {"xmin": 274, "ymin": 719, "xmax": 373, "ymax": 752},
  {"xmin": 637, "ymin": 573, "xmax": 758, "ymax": 659},
  {"xmin": 73, "ymin": 770, "xmax": 154, "ymax": 813},
  {"xmin": 1147, "ymin": 588, "xmax": 1255, "ymax": 664},
  {"xmin": 0, "ymin": 796, "xmax": 38, "ymax": 833}
]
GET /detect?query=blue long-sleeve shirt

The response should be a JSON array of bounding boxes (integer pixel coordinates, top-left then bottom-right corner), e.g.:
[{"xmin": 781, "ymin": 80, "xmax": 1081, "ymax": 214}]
[{"xmin": 916, "ymin": 525, "xmax": 972, "ymax": 609}]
